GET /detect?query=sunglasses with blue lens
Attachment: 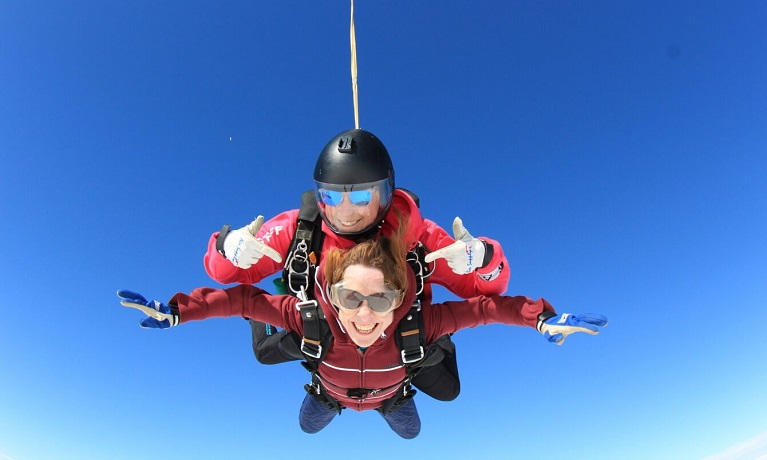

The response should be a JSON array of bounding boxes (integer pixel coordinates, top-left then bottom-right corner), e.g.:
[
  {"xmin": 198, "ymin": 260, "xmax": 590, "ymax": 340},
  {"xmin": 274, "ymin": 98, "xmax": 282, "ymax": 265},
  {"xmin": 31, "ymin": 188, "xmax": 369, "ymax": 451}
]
[{"xmin": 319, "ymin": 189, "xmax": 373, "ymax": 207}]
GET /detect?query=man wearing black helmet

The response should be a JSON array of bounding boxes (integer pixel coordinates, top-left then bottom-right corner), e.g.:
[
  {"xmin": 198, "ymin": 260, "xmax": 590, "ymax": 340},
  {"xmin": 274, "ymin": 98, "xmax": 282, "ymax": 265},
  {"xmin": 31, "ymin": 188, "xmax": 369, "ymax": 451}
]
[{"xmin": 204, "ymin": 128, "xmax": 510, "ymax": 401}]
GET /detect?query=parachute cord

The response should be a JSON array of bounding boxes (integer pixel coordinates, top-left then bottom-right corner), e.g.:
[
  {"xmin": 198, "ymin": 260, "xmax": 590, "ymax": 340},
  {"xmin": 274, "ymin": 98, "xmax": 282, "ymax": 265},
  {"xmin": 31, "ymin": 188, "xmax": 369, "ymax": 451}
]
[{"xmin": 350, "ymin": 0, "xmax": 360, "ymax": 129}]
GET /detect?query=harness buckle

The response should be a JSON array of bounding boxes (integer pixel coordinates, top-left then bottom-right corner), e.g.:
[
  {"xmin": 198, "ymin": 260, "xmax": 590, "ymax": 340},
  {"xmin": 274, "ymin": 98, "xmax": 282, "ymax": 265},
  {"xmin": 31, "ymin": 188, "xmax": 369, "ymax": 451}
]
[
  {"xmin": 401, "ymin": 346, "xmax": 425, "ymax": 364},
  {"xmin": 296, "ymin": 296, "xmax": 318, "ymax": 310},
  {"xmin": 347, "ymin": 388, "xmax": 369, "ymax": 400},
  {"xmin": 301, "ymin": 338, "xmax": 323, "ymax": 359},
  {"xmin": 407, "ymin": 249, "xmax": 425, "ymax": 297},
  {"xmin": 287, "ymin": 240, "xmax": 312, "ymax": 296}
]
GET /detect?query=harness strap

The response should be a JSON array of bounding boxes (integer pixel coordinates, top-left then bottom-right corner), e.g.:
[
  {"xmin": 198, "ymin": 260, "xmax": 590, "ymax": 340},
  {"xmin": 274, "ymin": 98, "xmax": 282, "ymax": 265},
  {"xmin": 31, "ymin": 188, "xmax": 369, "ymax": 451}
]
[
  {"xmin": 298, "ymin": 297, "xmax": 324, "ymax": 359},
  {"xmin": 279, "ymin": 191, "xmax": 329, "ymax": 365},
  {"xmin": 284, "ymin": 190, "xmax": 323, "ymax": 298},
  {"xmin": 397, "ymin": 243, "xmax": 432, "ymax": 366},
  {"xmin": 399, "ymin": 303, "xmax": 425, "ymax": 364}
]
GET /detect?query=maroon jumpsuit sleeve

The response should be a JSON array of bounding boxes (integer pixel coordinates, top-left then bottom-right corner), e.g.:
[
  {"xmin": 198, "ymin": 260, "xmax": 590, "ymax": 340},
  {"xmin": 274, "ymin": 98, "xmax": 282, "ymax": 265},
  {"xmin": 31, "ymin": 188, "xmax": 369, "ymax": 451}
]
[{"xmin": 169, "ymin": 285, "xmax": 303, "ymax": 333}]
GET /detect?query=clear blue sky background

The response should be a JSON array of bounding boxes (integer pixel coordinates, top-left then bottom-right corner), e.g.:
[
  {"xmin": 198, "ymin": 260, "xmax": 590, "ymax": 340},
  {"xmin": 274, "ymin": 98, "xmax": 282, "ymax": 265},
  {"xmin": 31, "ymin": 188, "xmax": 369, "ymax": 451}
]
[{"xmin": 1, "ymin": 1, "xmax": 766, "ymax": 459}]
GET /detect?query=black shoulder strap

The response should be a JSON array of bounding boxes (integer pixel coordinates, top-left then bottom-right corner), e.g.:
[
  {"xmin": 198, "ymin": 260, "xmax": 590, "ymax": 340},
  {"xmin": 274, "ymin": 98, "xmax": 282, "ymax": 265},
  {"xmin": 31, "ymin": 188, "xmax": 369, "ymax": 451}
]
[
  {"xmin": 396, "ymin": 243, "xmax": 430, "ymax": 366},
  {"xmin": 298, "ymin": 297, "xmax": 329, "ymax": 361},
  {"xmin": 283, "ymin": 190, "xmax": 325, "ymax": 299},
  {"xmin": 280, "ymin": 190, "xmax": 332, "ymax": 364},
  {"xmin": 398, "ymin": 304, "xmax": 425, "ymax": 364}
]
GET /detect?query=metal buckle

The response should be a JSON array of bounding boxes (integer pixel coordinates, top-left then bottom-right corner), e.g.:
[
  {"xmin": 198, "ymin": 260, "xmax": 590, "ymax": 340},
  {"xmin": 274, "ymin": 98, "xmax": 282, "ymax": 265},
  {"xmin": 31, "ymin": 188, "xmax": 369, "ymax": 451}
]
[
  {"xmin": 287, "ymin": 240, "xmax": 311, "ymax": 296},
  {"xmin": 401, "ymin": 346, "xmax": 424, "ymax": 364},
  {"xmin": 407, "ymin": 250, "xmax": 425, "ymax": 297},
  {"xmin": 347, "ymin": 388, "xmax": 369, "ymax": 400},
  {"xmin": 296, "ymin": 298, "xmax": 317, "ymax": 311},
  {"xmin": 301, "ymin": 338, "xmax": 322, "ymax": 359}
]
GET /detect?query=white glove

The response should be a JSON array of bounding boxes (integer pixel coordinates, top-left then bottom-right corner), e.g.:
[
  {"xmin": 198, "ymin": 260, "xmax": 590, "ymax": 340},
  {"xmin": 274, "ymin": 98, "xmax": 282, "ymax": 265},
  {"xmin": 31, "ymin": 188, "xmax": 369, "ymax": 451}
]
[
  {"xmin": 424, "ymin": 217, "xmax": 487, "ymax": 275},
  {"xmin": 222, "ymin": 216, "xmax": 283, "ymax": 268}
]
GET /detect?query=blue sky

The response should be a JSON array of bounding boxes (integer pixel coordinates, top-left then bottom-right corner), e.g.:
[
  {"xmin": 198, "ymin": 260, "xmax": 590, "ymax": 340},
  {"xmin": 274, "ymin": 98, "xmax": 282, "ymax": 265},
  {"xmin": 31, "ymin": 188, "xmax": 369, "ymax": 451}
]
[{"xmin": 1, "ymin": 1, "xmax": 766, "ymax": 459}]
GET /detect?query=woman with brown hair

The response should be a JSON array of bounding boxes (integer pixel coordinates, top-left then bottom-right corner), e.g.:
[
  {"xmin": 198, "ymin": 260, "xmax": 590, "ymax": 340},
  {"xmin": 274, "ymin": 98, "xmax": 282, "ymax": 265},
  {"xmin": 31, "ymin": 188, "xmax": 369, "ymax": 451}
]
[{"xmin": 119, "ymin": 228, "xmax": 607, "ymax": 438}]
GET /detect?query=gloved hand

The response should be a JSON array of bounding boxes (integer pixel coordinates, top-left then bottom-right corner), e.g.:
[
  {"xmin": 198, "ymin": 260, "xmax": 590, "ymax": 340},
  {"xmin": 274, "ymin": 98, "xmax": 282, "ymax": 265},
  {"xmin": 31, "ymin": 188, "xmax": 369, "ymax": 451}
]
[
  {"xmin": 117, "ymin": 290, "xmax": 179, "ymax": 329},
  {"xmin": 537, "ymin": 312, "xmax": 608, "ymax": 345},
  {"xmin": 424, "ymin": 217, "xmax": 487, "ymax": 274},
  {"xmin": 221, "ymin": 216, "xmax": 283, "ymax": 268}
]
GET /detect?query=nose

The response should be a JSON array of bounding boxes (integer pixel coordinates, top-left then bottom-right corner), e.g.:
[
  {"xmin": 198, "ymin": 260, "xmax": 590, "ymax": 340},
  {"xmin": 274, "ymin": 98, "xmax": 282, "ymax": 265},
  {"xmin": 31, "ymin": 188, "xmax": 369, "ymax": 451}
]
[
  {"xmin": 336, "ymin": 197, "xmax": 357, "ymax": 212},
  {"xmin": 356, "ymin": 302, "xmax": 375, "ymax": 317}
]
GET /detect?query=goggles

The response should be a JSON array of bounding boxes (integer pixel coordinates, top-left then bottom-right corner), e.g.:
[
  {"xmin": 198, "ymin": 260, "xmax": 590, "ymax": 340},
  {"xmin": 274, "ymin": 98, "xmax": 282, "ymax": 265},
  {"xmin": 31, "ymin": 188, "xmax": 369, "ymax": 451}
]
[
  {"xmin": 315, "ymin": 178, "xmax": 392, "ymax": 209},
  {"xmin": 318, "ymin": 189, "xmax": 373, "ymax": 207},
  {"xmin": 329, "ymin": 282, "xmax": 402, "ymax": 313}
]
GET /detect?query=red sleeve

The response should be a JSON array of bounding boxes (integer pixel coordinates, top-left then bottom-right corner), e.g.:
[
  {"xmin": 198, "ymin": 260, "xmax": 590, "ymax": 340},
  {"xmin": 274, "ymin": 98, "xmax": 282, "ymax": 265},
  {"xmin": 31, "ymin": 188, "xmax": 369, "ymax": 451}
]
[
  {"xmin": 419, "ymin": 218, "xmax": 511, "ymax": 297},
  {"xmin": 170, "ymin": 285, "xmax": 304, "ymax": 333},
  {"xmin": 202, "ymin": 210, "xmax": 300, "ymax": 285},
  {"xmin": 423, "ymin": 295, "xmax": 554, "ymax": 342}
]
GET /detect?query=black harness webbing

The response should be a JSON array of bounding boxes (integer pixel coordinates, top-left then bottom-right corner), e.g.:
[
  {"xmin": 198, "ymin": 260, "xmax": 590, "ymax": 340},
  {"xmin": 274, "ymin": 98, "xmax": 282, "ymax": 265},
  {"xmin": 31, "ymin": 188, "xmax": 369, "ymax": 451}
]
[
  {"xmin": 397, "ymin": 244, "xmax": 429, "ymax": 364},
  {"xmin": 283, "ymin": 191, "xmax": 324, "ymax": 299},
  {"xmin": 281, "ymin": 190, "xmax": 328, "ymax": 359},
  {"xmin": 298, "ymin": 298, "xmax": 327, "ymax": 359}
]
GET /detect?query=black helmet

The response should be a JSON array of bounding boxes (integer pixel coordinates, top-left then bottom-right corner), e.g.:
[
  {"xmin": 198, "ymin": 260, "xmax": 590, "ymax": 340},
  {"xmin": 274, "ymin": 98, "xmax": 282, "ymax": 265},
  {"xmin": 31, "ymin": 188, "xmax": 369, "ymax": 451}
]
[{"xmin": 313, "ymin": 129, "xmax": 395, "ymax": 238}]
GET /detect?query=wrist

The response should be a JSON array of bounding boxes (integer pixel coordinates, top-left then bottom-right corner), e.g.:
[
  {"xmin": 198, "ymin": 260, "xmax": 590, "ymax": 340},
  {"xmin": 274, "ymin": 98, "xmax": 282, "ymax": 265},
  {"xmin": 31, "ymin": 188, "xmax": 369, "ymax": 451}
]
[
  {"xmin": 170, "ymin": 303, "xmax": 180, "ymax": 325},
  {"xmin": 216, "ymin": 224, "xmax": 231, "ymax": 257},
  {"xmin": 477, "ymin": 261, "xmax": 504, "ymax": 282},
  {"xmin": 479, "ymin": 240, "xmax": 493, "ymax": 268},
  {"xmin": 536, "ymin": 311, "xmax": 557, "ymax": 331}
]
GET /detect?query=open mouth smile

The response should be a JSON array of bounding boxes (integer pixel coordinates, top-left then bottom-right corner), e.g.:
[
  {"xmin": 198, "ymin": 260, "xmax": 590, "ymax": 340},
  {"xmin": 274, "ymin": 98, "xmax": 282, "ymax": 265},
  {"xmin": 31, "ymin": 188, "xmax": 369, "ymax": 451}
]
[
  {"xmin": 352, "ymin": 322, "xmax": 378, "ymax": 335},
  {"xmin": 339, "ymin": 219, "xmax": 362, "ymax": 228}
]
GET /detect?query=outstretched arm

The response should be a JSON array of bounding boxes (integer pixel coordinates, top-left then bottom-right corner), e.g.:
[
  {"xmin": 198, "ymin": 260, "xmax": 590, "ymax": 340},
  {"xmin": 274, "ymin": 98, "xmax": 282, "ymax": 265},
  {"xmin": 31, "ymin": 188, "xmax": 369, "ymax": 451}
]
[
  {"xmin": 426, "ymin": 295, "xmax": 607, "ymax": 345},
  {"xmin": 117, "ymin": 285, "xmax": 301, "ymax": 331}
]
